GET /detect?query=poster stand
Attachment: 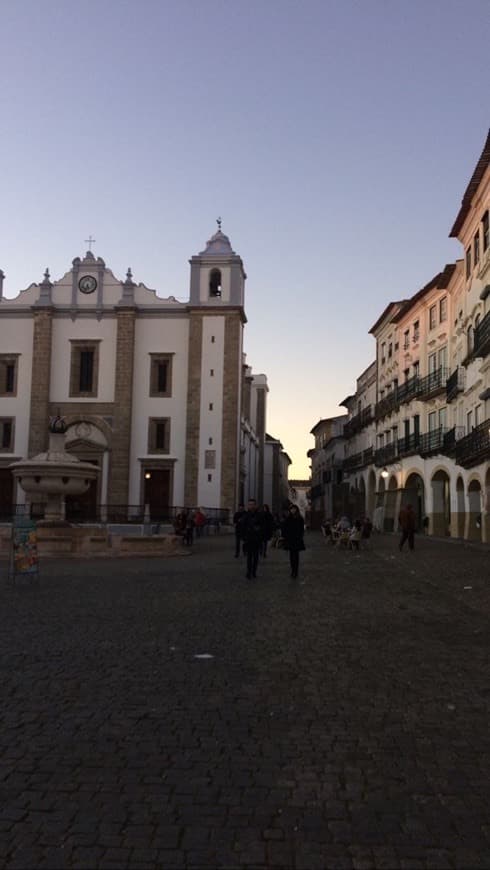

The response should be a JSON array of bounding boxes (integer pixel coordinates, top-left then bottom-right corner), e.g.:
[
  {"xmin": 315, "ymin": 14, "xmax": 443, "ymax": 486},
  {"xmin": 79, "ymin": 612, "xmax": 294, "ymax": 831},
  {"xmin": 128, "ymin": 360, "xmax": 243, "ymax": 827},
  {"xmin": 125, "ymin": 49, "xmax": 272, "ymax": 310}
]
[{"xmin": 8, "ymin": 512, "xmax": 40, "ymax": 584}]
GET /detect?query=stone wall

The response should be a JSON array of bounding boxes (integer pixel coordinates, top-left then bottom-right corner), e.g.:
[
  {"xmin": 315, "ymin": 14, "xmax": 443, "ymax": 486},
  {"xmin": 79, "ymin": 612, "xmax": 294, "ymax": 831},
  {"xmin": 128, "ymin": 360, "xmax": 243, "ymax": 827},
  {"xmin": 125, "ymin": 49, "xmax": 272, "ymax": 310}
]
[
  {"xmin": 184, "ymin": 313, "xmax": 203, "ymax": 507},
  {"xmin": 28, "ymin": 311, "xmax": 53, "ymax": 456},
  {"xmin": 220, "ymin": 313, "xmax": 242, "ymax": 511},
  {"xmin": 110, "ymin": 309, "xmax": 136, "ymax": 505}
]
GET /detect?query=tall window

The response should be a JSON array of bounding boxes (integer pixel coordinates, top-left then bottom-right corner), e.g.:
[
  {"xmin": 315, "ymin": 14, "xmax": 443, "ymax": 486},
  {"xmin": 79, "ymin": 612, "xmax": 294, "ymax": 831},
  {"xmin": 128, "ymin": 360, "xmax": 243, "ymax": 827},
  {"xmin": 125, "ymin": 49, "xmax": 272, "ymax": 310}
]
[
  {"xmin": 474, "ymin": 230, "xmax": 480, "ymax": 266},
  {"xmin": 428, "ymin": 352, "xmax": 437, "ymax": 373},
  {"xmin": 438, "ymin": 346, "xmax": 447, "ymax": 369},
  {"xmin": 149, "ymin": 354, "xmax": 173, "ymax": 397},
  {"xmin": 467, "ymin": 325, "xmax": 474, "ymax": 355},
  {"xmin": 0, "ymin": 356, "xmax": 18, "ymax": 396},
  {"xmin": 69, "ymin": 342, "xmax": 99, "ymax": 397},
  {"xmin": 413, "ymin": 321, "xmax": 419, "ymax": 343},
  {"xmin": 438, "ymin": 407, "xmax": 446, "ymax": 429},
  {"xmin": 483, "ymin": 210, "xmax": 489, "ymax": 252},
  {"xmin": 148, "ymin": 417, "xmax": 171, "ymax": 453},
  {"xmin": 381, "ymin": 342, "xmax": 386, "ymax": 363},
  {"xmin": 429, "ymin": 305, "xmax": 436, "ymax": 330},
  {"xmin": 439, "ymin": 296, "xmax": 447, "ymax": 322},
  {"xmin": 404, "ymin": 329, "xmax": 409, "ymax": 349},
  {"xmin": 474, "ymin": 404, "xmax": 482, "ymax": 426},
  {"xmin": 428, "ymin": 411, "xmax": 437, "ymax": 432},
  {"xmin": 467, "ymin": 410, "xmax": 473, "ymax": 433},
  {"xmin": 465, "ymin": 247, "xmax": 472, "ymax": 278},
  {"xmin": 413, "ymin": 361, "xmax": 420, "ymax": 378},
  {"xmin": 0, "ymin": 418, "xmax": 14, "ymax": 451}
]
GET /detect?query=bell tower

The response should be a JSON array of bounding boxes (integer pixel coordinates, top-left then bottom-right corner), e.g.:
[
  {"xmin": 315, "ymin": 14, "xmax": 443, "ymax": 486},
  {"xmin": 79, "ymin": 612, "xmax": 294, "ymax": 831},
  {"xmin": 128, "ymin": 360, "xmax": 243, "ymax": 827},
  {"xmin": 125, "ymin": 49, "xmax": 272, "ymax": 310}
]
[
  {"xmin": 185, "ymin": 223, "xmax": 246, "ymax": 513},
  {"xmin": 189, "ymin": 220, "xmax": 246, "ymax": 308}
]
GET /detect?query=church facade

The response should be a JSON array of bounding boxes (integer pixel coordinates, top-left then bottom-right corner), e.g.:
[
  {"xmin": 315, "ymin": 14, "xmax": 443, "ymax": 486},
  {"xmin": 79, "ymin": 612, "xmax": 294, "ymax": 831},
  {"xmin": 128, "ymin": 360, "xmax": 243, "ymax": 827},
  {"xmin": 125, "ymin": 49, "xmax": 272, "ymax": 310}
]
[{"xmin": 0, "ymin": 227, "xmax": 274, "ymax": 521}]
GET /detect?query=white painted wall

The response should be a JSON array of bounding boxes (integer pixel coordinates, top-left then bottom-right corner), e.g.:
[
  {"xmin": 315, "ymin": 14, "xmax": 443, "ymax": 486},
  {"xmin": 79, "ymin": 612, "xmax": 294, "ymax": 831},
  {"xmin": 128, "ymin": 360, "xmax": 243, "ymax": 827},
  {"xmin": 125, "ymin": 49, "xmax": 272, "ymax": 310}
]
[
  {"xmin": 197, "ymin": 316, "xmax": 225, "ymax": 507},
  {"xmin": 129, "ymin": 316, "xmax": 190, "ymax": 505}
]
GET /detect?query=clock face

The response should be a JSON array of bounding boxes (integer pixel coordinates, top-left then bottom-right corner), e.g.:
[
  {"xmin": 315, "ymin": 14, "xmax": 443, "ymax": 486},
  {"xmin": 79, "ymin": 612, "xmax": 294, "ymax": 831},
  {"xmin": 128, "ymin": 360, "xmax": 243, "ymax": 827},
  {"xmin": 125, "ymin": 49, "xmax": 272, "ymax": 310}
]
[{"xmin": 78, "ymin": 275, "xmax": 97, "ymax": 294}]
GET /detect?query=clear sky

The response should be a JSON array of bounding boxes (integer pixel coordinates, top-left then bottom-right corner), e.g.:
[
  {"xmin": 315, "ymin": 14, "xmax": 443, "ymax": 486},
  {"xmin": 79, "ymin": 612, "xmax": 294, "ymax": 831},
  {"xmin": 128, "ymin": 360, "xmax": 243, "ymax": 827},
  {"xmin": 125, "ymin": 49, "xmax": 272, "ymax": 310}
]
[{"xmin": 1, "ymin": 0, "xmax": 489, "ymax": 477}]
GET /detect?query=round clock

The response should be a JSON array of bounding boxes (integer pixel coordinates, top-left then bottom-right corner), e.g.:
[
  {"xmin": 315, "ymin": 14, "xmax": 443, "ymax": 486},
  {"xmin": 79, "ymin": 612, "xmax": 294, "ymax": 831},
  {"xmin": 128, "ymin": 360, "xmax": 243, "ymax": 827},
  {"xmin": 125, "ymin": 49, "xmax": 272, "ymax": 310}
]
[{"xmin": 79, "ymin": 275, "xmax": 97, "ymax": 294}]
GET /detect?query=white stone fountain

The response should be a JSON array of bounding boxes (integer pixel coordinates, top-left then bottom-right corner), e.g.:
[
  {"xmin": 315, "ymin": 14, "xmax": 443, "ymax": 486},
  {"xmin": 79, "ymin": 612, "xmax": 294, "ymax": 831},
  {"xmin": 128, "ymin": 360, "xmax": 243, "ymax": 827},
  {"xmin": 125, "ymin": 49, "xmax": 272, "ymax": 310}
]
[{"xmin": 9, "ymin": 417, "xmax": 99, "ymax": 524}]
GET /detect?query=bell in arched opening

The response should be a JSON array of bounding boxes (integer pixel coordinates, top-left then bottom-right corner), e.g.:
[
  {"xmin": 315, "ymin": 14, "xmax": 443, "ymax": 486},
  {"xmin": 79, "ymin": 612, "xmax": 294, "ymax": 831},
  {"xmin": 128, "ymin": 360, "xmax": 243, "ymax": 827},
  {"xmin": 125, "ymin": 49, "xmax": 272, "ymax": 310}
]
[{"xmin": 209, "ymin": 268, "xmax": 222, "ymax": 298}]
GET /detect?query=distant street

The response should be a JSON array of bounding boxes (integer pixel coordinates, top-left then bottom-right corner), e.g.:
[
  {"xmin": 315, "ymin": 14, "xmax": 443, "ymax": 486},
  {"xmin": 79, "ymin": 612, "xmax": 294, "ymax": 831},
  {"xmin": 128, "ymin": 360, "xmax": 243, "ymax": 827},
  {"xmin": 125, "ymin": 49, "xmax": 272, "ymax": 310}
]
[{"xmin": 1, "ymin": 532, "xmax": 489, "ymax": 869}]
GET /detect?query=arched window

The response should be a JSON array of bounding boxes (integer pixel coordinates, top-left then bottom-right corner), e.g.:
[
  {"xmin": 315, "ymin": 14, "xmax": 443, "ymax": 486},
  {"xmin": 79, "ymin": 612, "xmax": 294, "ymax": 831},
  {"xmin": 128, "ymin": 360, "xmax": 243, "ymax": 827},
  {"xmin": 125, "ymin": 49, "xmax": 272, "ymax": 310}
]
[{"xmin": 209, "ymin": 269, "xmax": 222, "ymax": 298}]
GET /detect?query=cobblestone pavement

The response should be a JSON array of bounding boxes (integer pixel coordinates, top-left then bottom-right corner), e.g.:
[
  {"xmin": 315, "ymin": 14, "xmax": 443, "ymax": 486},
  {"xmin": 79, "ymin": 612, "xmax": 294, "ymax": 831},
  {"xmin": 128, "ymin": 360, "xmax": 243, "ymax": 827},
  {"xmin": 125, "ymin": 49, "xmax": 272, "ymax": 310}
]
[{"xmin": 1, "ymin": 532, "xmax": 490, "ymax": 870}]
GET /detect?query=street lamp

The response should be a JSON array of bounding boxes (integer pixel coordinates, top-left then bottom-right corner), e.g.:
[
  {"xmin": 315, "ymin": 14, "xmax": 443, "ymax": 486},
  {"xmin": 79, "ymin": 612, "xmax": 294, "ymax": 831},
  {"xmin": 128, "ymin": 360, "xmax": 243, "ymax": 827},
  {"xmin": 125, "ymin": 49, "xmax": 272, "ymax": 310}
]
[{"xmin": 381, "ymin": 467, "xmax": 389, "ymax": 479}]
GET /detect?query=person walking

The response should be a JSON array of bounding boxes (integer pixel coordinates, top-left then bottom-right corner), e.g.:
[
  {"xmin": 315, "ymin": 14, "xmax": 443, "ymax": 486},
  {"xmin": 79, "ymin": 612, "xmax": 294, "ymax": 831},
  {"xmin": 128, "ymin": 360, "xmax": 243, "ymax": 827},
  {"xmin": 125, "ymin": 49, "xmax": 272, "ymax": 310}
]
[
  {"xmin": 239, "ymin": 498, "xmax": 264, "ymax": 579},
  {"xmin": 260, "ymin": 504, "xmax": 275, "ymax": 558},
  {"xmin": 233, "ymin": 503, "xmax": 246, "ymax": 558},
  {"xmin": 399, "ymin": 503, "xmax": 416, "ymax": 551},
  {"xmin": 282, "ymin": 504, "xmax": 305, "ymax": 579}
]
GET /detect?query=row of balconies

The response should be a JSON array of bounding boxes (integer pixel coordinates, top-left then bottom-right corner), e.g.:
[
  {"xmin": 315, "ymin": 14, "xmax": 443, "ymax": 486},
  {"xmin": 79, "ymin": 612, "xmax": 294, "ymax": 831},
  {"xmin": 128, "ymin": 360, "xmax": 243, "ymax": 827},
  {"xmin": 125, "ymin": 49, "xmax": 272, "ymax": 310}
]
[
  {"xmin": 342, "ymin": 446, "xmax": 374, "ymax": 471},
  {"xmin": 370, "ymin": 423, "xmax": 487, "ymax": 470},
  {"xmin": 343, "ymin": 406, "xmax": 373, "ymax": 438},
  {"xmin": 375, "ymin": 367, "xmax": 450, "ymax": 420}
]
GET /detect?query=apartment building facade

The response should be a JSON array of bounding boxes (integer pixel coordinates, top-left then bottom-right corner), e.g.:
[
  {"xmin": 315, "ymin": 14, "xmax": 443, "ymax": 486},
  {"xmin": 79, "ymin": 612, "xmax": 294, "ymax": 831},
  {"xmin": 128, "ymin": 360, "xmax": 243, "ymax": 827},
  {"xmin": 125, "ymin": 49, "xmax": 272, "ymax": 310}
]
[{"xmin": 309, "ymin": 129, "xmax": 490, "ymax": 542}]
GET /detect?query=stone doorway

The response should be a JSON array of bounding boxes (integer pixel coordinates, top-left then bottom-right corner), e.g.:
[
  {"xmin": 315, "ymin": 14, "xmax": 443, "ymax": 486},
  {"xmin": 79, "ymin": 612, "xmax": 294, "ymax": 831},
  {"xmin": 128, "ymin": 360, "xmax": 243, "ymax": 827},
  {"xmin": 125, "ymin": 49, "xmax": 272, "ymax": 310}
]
[
  {"xmin": 144, "ymin": 469, "xmax": 171, "ymax": 520},
  {"xmin": 467, "ymin": 479, "xmax": 483, "ymax": 542}
]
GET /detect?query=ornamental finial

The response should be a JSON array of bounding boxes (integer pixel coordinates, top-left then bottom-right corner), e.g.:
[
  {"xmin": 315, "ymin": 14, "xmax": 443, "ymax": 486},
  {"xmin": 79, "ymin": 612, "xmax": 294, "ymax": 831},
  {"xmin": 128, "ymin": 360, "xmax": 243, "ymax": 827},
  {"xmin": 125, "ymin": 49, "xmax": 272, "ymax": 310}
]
[{"xmin": 216, "ymin": 216, "xmax": 222, "ymax": 231}]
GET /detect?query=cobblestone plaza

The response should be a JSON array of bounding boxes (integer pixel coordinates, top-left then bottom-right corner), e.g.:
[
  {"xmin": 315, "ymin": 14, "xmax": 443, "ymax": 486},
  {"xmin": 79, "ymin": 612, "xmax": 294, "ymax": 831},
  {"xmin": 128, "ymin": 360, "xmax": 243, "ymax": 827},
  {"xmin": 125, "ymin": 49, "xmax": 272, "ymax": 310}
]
[{"xmin": 1, "ymin": 534, "xmax": 489, "ymax": 869}]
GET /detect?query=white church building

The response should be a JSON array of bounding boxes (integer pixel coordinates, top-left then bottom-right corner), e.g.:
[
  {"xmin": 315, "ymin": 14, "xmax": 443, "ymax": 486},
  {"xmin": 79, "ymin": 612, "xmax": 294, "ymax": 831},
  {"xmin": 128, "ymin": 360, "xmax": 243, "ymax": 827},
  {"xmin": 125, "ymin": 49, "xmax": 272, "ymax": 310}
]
[{"xmin": 0, "ymin": 226, "xmax": 277, "ymax": 522}]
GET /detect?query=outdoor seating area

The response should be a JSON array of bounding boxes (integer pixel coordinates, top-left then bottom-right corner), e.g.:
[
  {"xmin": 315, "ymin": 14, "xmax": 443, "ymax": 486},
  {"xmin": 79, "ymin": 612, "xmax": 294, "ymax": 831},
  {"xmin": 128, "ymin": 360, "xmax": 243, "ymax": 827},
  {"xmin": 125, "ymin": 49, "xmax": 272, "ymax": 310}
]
[{"xmin": 321, "ymin": 516, "xmax": 373, "ymax": 550}]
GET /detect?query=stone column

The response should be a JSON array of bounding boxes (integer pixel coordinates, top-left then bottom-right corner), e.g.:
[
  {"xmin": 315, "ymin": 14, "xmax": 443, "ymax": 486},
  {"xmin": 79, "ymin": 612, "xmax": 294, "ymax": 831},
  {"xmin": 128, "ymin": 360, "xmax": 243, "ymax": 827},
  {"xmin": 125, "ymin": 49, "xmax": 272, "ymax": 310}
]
[
  {"xmin": 255, "ymin": 387, "xmax": 266, "ymax": 506},
  {"xmin": 184, "ymin": 312, "xmax": 203, "ymax": 507},
  {"xmin": 220, "ymin": 313, "xmax": 242, "ymax": 512},
  {"xmin": 110, "ymin": 308, "xmax": 136, "ymax": 506},
  {"xmin": 28, "ymin": 309, "xmax": 53, "ymax": 456}
]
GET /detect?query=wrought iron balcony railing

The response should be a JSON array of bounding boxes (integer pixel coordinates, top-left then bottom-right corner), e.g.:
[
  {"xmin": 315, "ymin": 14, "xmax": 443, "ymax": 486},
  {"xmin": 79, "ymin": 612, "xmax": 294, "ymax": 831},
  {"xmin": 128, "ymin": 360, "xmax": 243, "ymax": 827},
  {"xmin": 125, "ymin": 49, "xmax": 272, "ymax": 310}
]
[
  {"xmin": 442, "ymin": 426, "xmax": 466, "ymax": 456},
  {"xmin": 446, "ymin": 367, "xmax": 465, "ymax": 402},
  {"xmin": 343, "ymin": 446, "xmax": 374, "ymax": 472},
  {"xmin": 418, "ymin": 428, "xmax": 449, "ymax": 457},
  {"xmin": 455, "ymin": 418, "xmax": 490, "ymax": 468},
  {"xmin": 474, "ymin": 309, "xmax": 490, "ymax": 358},
  {"xmin": 343, "ymin": 405, "xmax": 373, "ymax": 438},
  {"xmin": 417, "ymin": 367, "xmax": 449, "ymax": 400}
]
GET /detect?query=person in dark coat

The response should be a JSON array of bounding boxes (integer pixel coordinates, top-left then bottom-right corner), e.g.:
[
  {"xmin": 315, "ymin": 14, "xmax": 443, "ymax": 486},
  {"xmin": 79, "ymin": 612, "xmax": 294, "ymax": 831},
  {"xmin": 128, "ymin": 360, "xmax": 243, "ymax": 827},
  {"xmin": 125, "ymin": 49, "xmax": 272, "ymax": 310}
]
[
  {"xmin": 239, "ymin": 498, "xmax": 265, "ymax": 579},
  {"xmin": 233, "ymin": 503, "xmax": 246, "ymax": 557},
  {"xmin": 260, "ymin": 504, "xmax": 275, "ymax": 558},
  {"xmin": 399, "ymin": 503, "xmax": 416, "ymax": 551},
  {"xmin": 282, "ymin": 504, "xmax": 305, "ymax": 579}
]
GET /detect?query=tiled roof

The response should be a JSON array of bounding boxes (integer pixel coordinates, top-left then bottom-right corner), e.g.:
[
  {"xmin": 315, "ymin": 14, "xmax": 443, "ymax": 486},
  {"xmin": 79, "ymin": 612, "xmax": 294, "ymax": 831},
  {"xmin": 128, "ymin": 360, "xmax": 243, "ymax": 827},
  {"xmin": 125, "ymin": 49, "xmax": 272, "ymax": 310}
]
[
  {"xmin": 450, "ymin": 128, "xmax": 490, "ymax": 238},
  {"xmin": 368, "ymin": 301, "xmax": 405, "ymax": 335},
  {"xmin": 392, "ymin": 264, "xmax": 456, "ymax": 323}
]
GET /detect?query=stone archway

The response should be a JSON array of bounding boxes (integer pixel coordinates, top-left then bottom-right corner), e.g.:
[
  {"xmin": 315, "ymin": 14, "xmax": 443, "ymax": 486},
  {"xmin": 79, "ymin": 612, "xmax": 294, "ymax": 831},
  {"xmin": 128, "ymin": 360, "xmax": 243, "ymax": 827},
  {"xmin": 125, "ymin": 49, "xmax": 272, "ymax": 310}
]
[
  {"xmin": 402, "ymin": 472, "xmax": 425, "ymax": 531},
  {"xmin": 367, "ymin": 469, "xmax": 376, "ymax": 520},
  {"xmin": 64, "ymin": 421, "xmax": 110, "ymax": 521},
  {"xmin": 456, "ymin": 476, "xmax": 465, "ymax": 538},
  {"xmin": 431, "ymin": 469, "xmax": 451, "ymax": 537},
  {"xmin": 467, "ymin": 478, "xmax": 483, "ymax": 542},
  {"xmin": 384, "ymin": 475, "xmax": 398, "ymax": 532}
]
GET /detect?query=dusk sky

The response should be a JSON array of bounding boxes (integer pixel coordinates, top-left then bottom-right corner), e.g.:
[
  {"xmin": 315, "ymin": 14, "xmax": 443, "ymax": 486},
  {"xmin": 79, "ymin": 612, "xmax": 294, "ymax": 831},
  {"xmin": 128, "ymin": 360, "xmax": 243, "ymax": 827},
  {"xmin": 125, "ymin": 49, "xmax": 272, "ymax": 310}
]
[{"xmin": 2, "ymin": 0, "xmax": 489, "ymax": 477}]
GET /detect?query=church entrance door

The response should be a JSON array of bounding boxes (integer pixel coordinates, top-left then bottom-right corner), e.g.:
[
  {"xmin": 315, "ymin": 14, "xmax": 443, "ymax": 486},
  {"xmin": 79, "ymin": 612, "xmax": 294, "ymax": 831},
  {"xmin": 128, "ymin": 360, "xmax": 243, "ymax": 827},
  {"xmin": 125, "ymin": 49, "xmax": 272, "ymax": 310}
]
[
  {"xmin": 0, "ymin": 468, "xmax": 13, "ymax": 521},
  {"xmin": 144, "ymin": 470, "xmax": 171, "ymax": 521}
]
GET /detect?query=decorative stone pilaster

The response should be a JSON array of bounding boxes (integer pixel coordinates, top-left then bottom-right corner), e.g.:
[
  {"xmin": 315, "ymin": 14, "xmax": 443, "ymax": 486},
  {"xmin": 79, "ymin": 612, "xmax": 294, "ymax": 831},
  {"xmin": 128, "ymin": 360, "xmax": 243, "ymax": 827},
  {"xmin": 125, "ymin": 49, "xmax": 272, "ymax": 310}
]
[
  {"xmin": 255, "ymin": 386, "xmax": 266, "ymax": 506},
  {"xmin": 28, "ymin": 308, "xmax": 53, "ymax": 456},
  {"xmin": 184, "ymin": 313, "xmax": 203, "ymax": 507},
  {"xmin": 220, "ymin": 313, "xmax": 242, "ymax": 511},
  {"xmin": 110, "ymin": 307, "xmax": 136, "ymax": 505}
]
